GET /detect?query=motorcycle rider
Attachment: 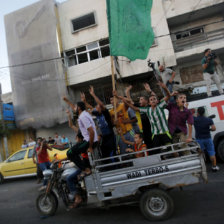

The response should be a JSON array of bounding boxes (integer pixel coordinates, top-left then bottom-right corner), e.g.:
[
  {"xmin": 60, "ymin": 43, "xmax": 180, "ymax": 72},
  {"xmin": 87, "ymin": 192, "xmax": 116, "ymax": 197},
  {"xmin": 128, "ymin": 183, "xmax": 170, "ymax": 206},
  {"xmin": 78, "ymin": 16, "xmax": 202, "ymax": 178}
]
[
  {"xmin": 56, "ymin": 129, "xmax": 86, "ymax": 208},
  {"xmin": 63, "ymin": 98, "xmax": 98, "ymax": 207}
]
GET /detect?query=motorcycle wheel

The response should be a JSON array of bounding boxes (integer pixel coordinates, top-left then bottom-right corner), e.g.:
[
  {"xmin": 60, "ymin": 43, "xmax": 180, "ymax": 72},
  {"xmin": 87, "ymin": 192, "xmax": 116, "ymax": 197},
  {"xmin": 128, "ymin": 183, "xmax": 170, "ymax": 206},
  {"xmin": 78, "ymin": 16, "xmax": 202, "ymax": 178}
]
[{"xmin": 36, "ymin": 192, "xmax": 58, "ymax": 216}]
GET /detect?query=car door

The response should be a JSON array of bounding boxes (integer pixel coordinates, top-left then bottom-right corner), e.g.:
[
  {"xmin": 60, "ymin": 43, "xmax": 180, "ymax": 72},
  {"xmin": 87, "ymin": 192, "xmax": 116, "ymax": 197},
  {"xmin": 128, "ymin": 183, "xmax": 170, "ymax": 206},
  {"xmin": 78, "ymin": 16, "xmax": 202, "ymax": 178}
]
[
  {"xmin": 1, "ymin": 150, "xmax": 27, "ymax": 177},
  {"xmin": 23, "ymin": 148, "xmax": 37, "ymax": 174}
]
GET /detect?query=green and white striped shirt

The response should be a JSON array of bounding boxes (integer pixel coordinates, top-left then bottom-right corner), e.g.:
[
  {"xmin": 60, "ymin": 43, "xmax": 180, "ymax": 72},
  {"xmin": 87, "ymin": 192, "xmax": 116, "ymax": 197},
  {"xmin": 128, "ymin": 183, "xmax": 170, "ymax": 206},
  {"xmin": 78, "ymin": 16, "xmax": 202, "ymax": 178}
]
[{"xmin": 139, "ymin": 101, "xmax": 169, "ymax": 135}]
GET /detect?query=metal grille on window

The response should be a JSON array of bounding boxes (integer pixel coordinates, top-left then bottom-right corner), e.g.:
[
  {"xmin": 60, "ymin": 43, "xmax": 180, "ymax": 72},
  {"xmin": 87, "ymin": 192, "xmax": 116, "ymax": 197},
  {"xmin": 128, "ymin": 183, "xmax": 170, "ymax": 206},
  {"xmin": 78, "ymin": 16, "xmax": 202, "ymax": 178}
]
[{"xmin": 71, "ymin": 12, "xmax": 96, "ymax": 33}]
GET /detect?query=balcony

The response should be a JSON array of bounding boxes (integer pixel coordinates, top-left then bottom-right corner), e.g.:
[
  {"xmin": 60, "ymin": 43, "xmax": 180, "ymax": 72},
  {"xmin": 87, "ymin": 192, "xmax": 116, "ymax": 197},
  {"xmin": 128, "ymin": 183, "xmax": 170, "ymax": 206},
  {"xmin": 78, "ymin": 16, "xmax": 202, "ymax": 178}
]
[{"xmin": 172, "ymin": 27, "xmax": 224, "ymax": 53}]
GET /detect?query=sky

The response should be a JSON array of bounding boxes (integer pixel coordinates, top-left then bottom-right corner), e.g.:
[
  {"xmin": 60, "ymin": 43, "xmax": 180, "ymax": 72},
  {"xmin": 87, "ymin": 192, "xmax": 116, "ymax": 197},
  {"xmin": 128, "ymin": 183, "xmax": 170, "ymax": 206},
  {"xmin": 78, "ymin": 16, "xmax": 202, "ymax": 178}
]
[{"xmin": 0, "ymin": 0, "xmax": 67, "ymax": 94}]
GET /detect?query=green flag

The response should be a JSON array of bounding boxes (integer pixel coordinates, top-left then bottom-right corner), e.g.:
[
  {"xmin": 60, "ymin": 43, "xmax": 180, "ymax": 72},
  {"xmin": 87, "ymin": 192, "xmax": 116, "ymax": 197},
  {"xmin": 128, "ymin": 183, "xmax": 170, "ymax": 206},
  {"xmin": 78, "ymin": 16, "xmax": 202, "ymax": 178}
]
[{"xmin": 106, "ymin": 0, "xmax": 154, "ymax": 61}]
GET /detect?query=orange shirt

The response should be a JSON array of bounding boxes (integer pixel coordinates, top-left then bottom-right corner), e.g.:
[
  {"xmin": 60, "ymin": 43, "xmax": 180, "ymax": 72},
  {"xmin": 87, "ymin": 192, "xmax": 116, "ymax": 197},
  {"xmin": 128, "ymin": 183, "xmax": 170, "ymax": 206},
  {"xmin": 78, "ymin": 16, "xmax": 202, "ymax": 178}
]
[
  {"xmin": 134, "ymin": 143, "xmax": 147, "ymax": 158},
  {"xmin": 110, "ymin": 103, "xmax": 132, "ymax": 134}
]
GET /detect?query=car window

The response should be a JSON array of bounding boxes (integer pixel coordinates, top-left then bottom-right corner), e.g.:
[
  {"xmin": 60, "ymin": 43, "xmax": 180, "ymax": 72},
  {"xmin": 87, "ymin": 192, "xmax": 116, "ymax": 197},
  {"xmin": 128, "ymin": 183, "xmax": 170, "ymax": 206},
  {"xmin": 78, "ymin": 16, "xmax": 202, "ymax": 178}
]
[
  {"xmin": 28, "ymin": 148, "xmax": 34, "ymax": 158},
  {"xmin": 8, "ymin": 150, "xmax": 26, "ymax": 162}
]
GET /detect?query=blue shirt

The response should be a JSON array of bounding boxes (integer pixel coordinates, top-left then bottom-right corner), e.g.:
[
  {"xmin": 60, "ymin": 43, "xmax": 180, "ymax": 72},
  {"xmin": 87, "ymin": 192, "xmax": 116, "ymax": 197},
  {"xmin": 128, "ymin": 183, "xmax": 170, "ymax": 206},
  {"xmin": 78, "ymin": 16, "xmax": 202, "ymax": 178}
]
[
  {"xmin": 194, "ymin": 116, "xmax": 214, "ymax": 139},
  {"xmin": 92, "ymin": 108, "xmax": 113, "ymax": 136},
  {"xmin": 61, "ymin": 137, "xmax": 69, "ymax": 144}
]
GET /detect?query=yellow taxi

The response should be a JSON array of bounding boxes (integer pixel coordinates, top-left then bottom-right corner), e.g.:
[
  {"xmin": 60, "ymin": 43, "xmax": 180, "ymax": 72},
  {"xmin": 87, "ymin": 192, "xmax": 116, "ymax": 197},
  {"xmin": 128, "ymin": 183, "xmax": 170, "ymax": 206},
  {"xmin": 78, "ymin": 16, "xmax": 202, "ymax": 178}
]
[{"xmin": 0, "ymin": 145, "xmax": 69, "ymax": 183}]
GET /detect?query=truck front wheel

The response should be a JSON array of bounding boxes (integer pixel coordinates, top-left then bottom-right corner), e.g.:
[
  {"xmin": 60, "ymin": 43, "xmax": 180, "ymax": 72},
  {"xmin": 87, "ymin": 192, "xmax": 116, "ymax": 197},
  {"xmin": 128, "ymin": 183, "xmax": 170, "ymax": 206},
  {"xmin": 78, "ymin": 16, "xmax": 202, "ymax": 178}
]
[{"xmin": 140, "ymin": 189, "xmax": 174, "ymax": 221}]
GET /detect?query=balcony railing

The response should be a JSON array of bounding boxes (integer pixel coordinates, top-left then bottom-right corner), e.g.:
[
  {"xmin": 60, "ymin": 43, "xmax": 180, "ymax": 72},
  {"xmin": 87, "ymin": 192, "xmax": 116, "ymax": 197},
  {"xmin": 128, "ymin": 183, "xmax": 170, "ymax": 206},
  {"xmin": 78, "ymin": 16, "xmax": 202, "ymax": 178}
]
[{"xmin": 172, "ymin": 27, "xmax": 224, "ymax": 52}]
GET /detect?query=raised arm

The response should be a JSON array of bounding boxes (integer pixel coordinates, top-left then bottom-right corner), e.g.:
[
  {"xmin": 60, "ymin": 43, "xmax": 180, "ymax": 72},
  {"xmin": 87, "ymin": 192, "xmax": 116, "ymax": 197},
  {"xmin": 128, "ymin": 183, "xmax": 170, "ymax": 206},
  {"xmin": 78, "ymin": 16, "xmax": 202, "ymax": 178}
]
[
  {"xmin": 63, "ymin": 96, "xmax": 76, "ymax": 112},
  {"xmin": 89, "ymin": 86, "xmax": 105, "ymax": 110},
  {"xmin": 113, "ymin": 90, "xmax": 140, "ymax": 112},
  {"xmin": 80, "ymin": 92, "xmax": 93, "ymax": 111},
  {"xmin": 66, "ymin": 109, "xmax": 79, "ymax": 133},
  {"xmin": 158, "ymin": 82, "xmax": 171, "ymax": 102},
  {"xmin": 125, "ymin": 85, "xmax": 134, "ymax": 104},
  {"xmin": 37, "ymin": 142, "xmax": 44, "ymax": 156},
  {"xmin": 168, "ymin": 71, "xmax": 176, "ymax": 83},
  {"xmin": 143, "ymin": 83, "xmax": 156, "ymax": 96}
]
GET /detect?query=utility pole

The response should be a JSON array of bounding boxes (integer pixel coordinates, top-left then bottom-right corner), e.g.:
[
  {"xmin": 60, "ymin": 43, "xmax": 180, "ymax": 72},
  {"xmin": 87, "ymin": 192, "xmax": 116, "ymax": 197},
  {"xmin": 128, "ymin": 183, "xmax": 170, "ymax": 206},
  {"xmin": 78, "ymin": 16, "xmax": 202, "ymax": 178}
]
[{"xmin": 0, "ymin": 83, "xmax": 9, "ymax": 160}]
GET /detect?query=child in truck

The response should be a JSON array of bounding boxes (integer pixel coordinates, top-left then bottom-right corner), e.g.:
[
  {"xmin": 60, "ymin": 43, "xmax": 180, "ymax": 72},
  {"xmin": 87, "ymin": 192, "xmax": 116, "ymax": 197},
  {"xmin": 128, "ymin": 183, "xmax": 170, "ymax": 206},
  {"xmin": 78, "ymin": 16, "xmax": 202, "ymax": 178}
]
[
  {"xmin": 118, "ymin": 128, "xmax": 147, "ymax": 158},
  {"xmin": 114, "ymin": 82, "xmax": 172, "ymax": 148}
]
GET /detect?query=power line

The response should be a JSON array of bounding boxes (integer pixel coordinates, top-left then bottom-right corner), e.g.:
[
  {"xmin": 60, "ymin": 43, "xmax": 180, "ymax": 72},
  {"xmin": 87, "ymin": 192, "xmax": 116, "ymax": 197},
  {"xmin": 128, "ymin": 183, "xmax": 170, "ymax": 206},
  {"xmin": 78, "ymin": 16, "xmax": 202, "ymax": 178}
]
[{"xmin": 0, "ymin": 19, "xmax": 223, "ymax": 72}]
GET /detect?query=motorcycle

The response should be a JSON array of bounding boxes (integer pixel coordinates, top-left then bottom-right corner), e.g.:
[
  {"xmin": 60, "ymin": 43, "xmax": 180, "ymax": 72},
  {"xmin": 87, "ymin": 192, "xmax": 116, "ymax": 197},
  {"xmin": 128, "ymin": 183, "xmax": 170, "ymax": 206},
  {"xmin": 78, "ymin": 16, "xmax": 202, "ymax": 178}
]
[{"xmin": 36, "ymin": 161, "xmax": 87, "ymax": 216}]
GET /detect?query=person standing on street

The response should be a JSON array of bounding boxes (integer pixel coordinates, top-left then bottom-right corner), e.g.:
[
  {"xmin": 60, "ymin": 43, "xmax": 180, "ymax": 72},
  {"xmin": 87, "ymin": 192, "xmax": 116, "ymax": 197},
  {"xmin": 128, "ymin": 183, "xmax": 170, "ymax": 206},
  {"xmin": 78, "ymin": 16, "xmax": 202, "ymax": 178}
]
[
  {"xmin": 32, "ymin": 138, "xmax": 43, "ymax": 184},
  {"xmin": 36, "ymin": 138, "xmax": 53, "ymax": 189},
  {"xmin": 201, "ymin": 48, "xmax": 223, "ymax": 97},
  {"xmin": 194, "ymin": 107, "xmax": 219, "ymax": 172}
]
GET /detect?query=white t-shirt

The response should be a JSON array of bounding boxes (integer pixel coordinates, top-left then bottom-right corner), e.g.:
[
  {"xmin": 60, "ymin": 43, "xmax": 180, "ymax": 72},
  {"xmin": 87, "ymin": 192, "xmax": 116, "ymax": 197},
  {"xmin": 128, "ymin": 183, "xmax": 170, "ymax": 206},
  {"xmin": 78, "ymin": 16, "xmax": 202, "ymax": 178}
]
[
  {"xmin": 78, "ymin": 111, "xmax": 98, "ymax": 142},
  {"xmin": 159, "ymin": 68, "xmax": 173, "ymax": 84}
]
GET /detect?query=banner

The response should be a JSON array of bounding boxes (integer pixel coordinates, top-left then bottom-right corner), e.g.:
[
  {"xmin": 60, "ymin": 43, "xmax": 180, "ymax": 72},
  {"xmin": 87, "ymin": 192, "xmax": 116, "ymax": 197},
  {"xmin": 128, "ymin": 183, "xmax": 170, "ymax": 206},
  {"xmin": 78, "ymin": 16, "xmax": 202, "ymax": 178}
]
[{"xmin": 107, "ymin": 0, "xmax": 154, "ymax": 61}]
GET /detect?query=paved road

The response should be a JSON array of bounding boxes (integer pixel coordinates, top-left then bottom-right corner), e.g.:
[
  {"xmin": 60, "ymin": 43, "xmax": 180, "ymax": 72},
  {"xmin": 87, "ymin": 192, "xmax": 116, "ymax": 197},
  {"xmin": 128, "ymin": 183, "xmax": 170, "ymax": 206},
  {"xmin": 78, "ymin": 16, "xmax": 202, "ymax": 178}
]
[{"xmin": 0, "ymin": 164, "xmax": 223, "ymax": 224}]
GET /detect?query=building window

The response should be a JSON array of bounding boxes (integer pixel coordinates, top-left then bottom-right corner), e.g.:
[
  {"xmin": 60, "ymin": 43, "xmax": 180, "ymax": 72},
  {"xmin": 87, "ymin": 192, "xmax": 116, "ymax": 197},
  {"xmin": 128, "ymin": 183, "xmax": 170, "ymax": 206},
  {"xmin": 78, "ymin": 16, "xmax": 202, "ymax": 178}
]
[
  {"xmin": 176, "ymin": 27, "xmax": 204, "ymax": 40},
  {"xmin": 71, "ymin": 12, "xmax": 97, "ymax": 33},
  {"xmin": 64, "ymin": 38, "xmax": 110, "ymax": 67}
]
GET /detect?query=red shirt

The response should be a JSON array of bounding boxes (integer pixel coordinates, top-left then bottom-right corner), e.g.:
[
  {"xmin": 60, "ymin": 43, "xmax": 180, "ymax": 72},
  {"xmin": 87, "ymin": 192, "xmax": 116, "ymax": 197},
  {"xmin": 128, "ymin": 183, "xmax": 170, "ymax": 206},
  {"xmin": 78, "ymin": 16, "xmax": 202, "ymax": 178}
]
[{"xmin": 36, "ymin": 145, "xmax": 50, "ymax": 163}]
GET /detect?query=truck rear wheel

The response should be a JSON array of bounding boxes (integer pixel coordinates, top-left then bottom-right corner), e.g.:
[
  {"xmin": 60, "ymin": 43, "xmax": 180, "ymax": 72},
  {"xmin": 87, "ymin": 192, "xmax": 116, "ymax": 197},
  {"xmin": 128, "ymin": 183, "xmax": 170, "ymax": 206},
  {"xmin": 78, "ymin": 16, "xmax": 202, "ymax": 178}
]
[
  {"xmin": 140, "ymin": 189, "xmax": 174, "ymax": 221},
  {"xmin": 217, "ymin": 139, "xmax": 224, "ymax": 162}
]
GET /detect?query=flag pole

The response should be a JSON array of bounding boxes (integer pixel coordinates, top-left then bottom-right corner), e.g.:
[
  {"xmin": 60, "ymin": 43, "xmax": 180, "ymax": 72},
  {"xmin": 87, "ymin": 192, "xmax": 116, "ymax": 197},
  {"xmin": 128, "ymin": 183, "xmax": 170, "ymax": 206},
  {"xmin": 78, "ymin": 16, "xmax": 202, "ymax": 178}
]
[{"xmin": 110, "ymin": 56, "xmax": 117, "ymax": 120}]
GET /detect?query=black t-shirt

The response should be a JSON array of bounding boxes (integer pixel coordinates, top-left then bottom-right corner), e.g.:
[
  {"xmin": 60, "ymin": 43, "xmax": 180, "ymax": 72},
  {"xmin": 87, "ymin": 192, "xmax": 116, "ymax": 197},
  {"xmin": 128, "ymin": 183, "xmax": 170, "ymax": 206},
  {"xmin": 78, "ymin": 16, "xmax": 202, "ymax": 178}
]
[{"xmin": 140, "ymin": 108, "xmax": 153, "ymax": 148}]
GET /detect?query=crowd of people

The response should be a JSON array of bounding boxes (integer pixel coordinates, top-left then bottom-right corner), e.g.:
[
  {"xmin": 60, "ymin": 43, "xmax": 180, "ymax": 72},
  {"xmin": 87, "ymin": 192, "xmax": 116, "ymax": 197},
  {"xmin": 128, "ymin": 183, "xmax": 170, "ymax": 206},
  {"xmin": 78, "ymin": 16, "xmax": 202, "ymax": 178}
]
[
  {"xmin": 52, "ymin": 77, "xmax": 218, "ymax": 208},
  {"xmin": 33, "ymin": 48, "xmax": 222, "ymax": 208}
]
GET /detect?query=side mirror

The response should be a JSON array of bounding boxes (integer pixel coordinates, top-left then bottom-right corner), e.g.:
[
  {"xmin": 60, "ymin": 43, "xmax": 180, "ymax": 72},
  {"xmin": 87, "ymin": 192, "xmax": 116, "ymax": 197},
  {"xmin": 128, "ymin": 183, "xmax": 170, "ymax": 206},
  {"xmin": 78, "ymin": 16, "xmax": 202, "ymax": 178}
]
[{"xmin": 208, "ymin": 114, "xmax": 216, "ymax": 119}]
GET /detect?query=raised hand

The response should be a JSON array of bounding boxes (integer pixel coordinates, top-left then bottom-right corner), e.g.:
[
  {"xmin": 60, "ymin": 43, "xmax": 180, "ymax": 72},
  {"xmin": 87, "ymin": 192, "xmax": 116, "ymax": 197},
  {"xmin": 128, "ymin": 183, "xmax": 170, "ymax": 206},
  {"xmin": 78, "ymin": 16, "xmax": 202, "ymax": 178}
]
[
  {"xmin": 157, "ymin": 81, "xmax": 166, "ymax": 89},
  {"xmin": 89, "ymin": 85, "xmax": 95, "ymax": 96},
  {"xmin": 171, "ymin": 91, "xmax": 179, "ymax": 97},
  {"xmin": 80, "ymin": 92, "xmax": 86, "ymax": 102},
  {"xmin": 63, "ymin": 96, "xmax": 68, "ymax": 102},
  {"xmin": 143, "ymin": 83, "xmax": 152, "ymax": 92},
  {"xmin": 112, "ymin": 90, "xmax": 118, "ymax": 97},
  {"xmin": 126, "ymin": 85, "xmax": 132, "ymax": 92}
]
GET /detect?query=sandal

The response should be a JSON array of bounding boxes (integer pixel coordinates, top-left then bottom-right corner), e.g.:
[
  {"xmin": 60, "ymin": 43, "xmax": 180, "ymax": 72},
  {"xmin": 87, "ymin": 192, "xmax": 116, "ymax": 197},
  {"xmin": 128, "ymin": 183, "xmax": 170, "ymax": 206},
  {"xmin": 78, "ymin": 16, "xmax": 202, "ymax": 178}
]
[{"xmin": 69, "ymin": 195, "xmax": 82, "ymax": 209}]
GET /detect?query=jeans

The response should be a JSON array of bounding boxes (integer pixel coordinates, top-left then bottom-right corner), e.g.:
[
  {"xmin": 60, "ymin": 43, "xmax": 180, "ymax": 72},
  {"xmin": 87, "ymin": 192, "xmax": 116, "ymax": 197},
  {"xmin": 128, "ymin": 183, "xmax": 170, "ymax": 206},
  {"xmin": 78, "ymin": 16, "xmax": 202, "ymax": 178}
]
[
  {"xmin": 196, "ymin": 138, "xmax": 215, "ymax": 156},
  {"xmin": 162, "ymin": 82, "xmax": 174, "ymax": 102},
  {"xmin": 66, "ymin": 168, "xmax": 82, "ymax": 194},
  {"xmin": 203, "ymin": 72, "xmax": 223, "ymax": 96},
  {"xmin": 39, "ymin": 161, "xmax": 51, "ymax": 185}
]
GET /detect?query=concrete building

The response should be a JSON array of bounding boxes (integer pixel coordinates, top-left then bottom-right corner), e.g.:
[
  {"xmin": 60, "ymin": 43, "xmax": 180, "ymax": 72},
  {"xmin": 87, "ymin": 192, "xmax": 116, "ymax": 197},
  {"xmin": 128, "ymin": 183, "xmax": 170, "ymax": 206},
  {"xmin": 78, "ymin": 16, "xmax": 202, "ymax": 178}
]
[
  {"xmin": 58, "ymin": 0, "xmax": 177, "ymax": 103},
  {"xmin": 4, "ymin": 0, "xmax": 74, "ymax": 143},
  {"xmin": 164, "ymin": 0, "xmax": 224, "ymax": 96},
  {"xmin": 4, "ymin": 0, "xmax": 224, "ymax": 143},
  {"xmin": 58, "ymin": 0, "xmax": 224, "ymax": 102}
]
